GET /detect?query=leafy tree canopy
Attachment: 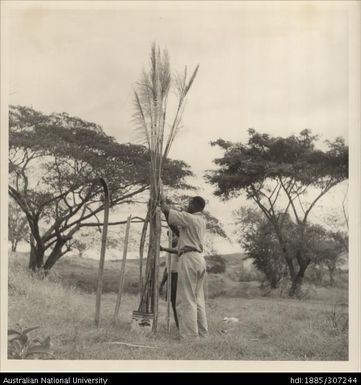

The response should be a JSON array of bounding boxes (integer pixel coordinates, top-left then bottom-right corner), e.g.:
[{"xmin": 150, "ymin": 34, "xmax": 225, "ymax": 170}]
[
  {"xmin": 10, "ymin": 105, "xmax": 192, "ymax": 198},
  {"xmin": 9, "ymin": 105, "xmax": 193, "ymax": 270},
  {"xmin": 207, "ymin": 129, "xmax": 348, "ymax": 200}
]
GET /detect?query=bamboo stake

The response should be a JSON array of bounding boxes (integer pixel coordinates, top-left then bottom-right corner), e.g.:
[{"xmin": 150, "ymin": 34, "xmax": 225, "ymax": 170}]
[
  {"xmin": 166, "ymin": 229, "xmax": 172, "ymax": 333},
  {"xmin": 112, "ymin": 215, "xmax": 132, "ymax": 324},
  {"xmin": 95, "ymin": 178, "xmax": 110, "ymax": 327}
]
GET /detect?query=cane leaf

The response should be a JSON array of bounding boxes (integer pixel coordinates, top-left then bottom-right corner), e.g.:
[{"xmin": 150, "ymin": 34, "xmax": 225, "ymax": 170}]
[
  {"xmin": 8, "ymin": 329, "xmax": 22, "ymax": 336},
  {"xmin": 26, "ymin": 346, "xmax": 53, "ymax": 356},
  {"xmin": 23, "ymin": 326, "xmax": 40, "ymax": 335}
]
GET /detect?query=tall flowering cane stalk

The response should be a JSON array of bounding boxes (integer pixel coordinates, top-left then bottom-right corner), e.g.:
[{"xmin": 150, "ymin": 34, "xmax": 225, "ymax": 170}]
[{"xmin": 133, "ymin": 43, "xmax": 198, "ymax": 332}]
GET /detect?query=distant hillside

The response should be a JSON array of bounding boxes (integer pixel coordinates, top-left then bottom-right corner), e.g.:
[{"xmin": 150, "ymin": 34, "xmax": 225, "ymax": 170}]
[
  {"xmin": 221, "ymin": 252, "xmax": 254, "ymax": 271},
  {"xmin": 8, "ymin": 251, "xmax": 348, "ymax": 302},
  {"xmin": 9, "ymin": 251, "xmax": 254, "ymax": 298},
  {"xmin": 221, "ymin": 252, "xmax": 244, "ymax": 262}
]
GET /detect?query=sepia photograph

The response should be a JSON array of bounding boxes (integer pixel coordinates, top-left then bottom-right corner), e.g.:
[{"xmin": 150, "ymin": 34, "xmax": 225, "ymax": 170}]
[{"xmin": 1, "ymin": 0, "xmax": 360, "ymax": 373}]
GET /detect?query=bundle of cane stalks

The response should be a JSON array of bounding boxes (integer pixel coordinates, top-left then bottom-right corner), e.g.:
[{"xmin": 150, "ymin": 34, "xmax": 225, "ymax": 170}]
[{"xmin": 133, "ymin": 43, "xmax": 198, "ymax": 331}]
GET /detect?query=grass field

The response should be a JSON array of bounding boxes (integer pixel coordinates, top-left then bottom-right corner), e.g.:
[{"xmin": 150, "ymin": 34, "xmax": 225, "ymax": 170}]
[{"xmin": 8, "ymin": 252, "xmax": 348, "ymax": 360}]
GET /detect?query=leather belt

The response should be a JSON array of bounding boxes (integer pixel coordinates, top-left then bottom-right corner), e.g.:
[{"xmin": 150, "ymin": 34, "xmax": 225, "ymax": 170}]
[{"xmin": 179, "ymin": 246, "xmax": 202, "ymax": 257}]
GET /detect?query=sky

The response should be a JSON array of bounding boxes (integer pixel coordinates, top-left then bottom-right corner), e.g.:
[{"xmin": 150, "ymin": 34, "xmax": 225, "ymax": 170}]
[{"xmin": 6, "ymin": 1, "xmax": 350, "ymax": 254}]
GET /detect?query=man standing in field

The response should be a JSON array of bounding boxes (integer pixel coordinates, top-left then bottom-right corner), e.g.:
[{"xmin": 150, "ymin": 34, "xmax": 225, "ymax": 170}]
[{"xmin": 160, "ymin": 195, "xmax": 209, "ymax": 339}]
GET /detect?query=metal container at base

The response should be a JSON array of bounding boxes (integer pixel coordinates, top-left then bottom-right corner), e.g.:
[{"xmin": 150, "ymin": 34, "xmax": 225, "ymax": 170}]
[{"xmin": 131, "ymin": 311, "xmax": 154, "ymax": 334}]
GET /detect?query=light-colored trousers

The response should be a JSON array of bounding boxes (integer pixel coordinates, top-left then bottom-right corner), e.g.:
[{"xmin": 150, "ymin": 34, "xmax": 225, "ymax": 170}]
[{"xmin": 176, "ymin": 252, "xmax": 209, "ymax": 339}]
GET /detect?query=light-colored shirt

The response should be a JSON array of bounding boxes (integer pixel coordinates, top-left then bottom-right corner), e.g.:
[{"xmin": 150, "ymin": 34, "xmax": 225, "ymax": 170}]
[{"xmin": 168, "ymin": 209, "xmax": 206, "ymax": 254}]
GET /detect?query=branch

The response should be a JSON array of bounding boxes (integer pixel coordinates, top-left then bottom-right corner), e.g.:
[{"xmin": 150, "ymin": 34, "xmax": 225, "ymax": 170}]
[
  {"xmin": 279, "ymin": 200, "xmax": 292, "ymax": 225},
  {"xmin": 42, "ymin": 184, "xmax": 98, "ymax": 241},
  {"xmin": 262, "ymin": 184, "xmax": 279, "ymax": 219},
  {"xmin": 279, "ymin": 177, "xmax": 300, "ymax": 224},
  {"xmin": 56, "ymin": 244, "xmax": 72, "ymax": 261},
  {"xmin": 8, "ymin": 186, "xmax": 35, "ymax": 218},
  {"xmin": 269, "ymin": 181, "xmax": 280, "ymax": 201},
  {"xmin": 297, "ymin": 194, "xmax": 306, "ymax": 215},
  {"xmin": 342, "ymin": 183, "xmax": 349, "ymax": 230},
  {"xmin": 303, "ymin": 178, "xmax": 339, "ymax": 224},
  {"xmin": 44, "ymin": 238, "xmax": 58, "ymax": 249},
  {"xmin": 271, "ymin": 181, "xmax": 282, "ymax": 207},
  {"xmin": 248, "ymin": 186, "xmax": 272, "ymax": 222},
  {"xmin": 45, "ymin": 184, "xmax": 148, "ymax": 242},
  {"xmin": 37, "ymin": 182, "xmax": 91, "ymax": 210},
  {"xmin": 80, "ymin": 217, "xmax": 144, "ymax": 228},
  {"xmin": 84, "ymin": 206, "xmax": 102, "ymax": 232}
]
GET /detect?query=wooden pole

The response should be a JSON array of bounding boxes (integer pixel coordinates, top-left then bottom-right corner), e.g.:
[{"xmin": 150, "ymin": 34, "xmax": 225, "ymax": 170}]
[
  {"xmin": 166, "ymin": 229, "xmax": 172, "ymax": 333},
  {"xmin": 205, "ymin": 272, "xmax": 209, "ymax": 302},
  {"xmin": 113, "ymin": 215, "xmax": 132, "ymax": 324},
  {"xmin": 95, "ymin": 178, "xmax": 110, "ymax": 327}
]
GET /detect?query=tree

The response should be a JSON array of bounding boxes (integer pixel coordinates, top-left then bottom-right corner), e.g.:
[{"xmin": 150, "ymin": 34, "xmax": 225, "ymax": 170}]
[
  {"xmin": 71, "ymin": 224, "xmax": 140, "ymax": 259},
  {"xmin": 71, "ymin": 238, "xmax": 88, "ymax": 258},
  {"xmin": 9, "ymin": 105, "xmax": 192, "ymax": 271},
  {"xmin": 323, "ymin": 232, "xmax": 348, "ymax": 286},
  {"xmin": 235, "ymin": 207, "xmax": 289, "ymax": 288},
  {"xmin": 236, "ymin": 207, "xmax": 347, "ymax": 289},
  {"xmin": 8, "ymin": 198, "xmax": 29, "ymax": 252},
  {"xmin": 323, "ymin": 184, "xmax": 349, "ymax": 253},
  {"xmin": 306, "ymin": 226, "xmax": 347, "ymax": 286},
  {"xmin": 207, "ymin": 129, "xmax": 348, "ymax": 296},
  {"xmin": 205, "ymin": 255, "xmax": 226, "ymax": 274}
]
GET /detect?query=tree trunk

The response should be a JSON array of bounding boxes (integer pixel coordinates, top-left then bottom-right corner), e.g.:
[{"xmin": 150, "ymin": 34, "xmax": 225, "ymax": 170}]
[
  {"xmin": 328, "ymin": 267, "xmax": 336, "ymax": 287},
  {"xmin": 29, "ymin": 247, "xmax": 37, "ymax": 271},
  {"xmin": 28, "ymin": 234, "xmax": 45, "ymax": 271},
  {"xmin": 274, "ymin": 229, "xmax": 296, "ymax": 283},
  {"xmin": 289, "ymin": 274, "xmax": 303, "ymax": 297},
  {"xmin": 28, "ymin": 248, "xmax": 46, "ymax": 271},
  {"xmin": 43, "ymin": 252, "xmax": 62, "ymax": 271},
  {"xmin": 11, "ymin": 240, "xmax": 18, "ymax": 252},
  {"xmin": 29, "ymin": 233, "xmax": 36, "ymax": 270},
  {"xmin": 285, "ymin": 256, "xmax": 296, "ymax": 282},
  {"xmin": 28, "ymin": 224, "xmax": 46, "ymax": 271},
  {"xmin": 289, "ymin": 258, "xmax": 310, "ymax": 297},
  {"xmin": 270, "ymin": 278, "xmax": 279, "ymax": 289},
  {"xmin": 43, "ymin": 239, "xmax": 68, "ymax": 271}
]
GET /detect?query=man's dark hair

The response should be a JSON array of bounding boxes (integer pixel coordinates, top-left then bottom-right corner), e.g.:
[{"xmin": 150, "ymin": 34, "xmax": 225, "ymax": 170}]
[{"xmin": 191, "ymin": 196, "xmax": 206, "ymax": 212}]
